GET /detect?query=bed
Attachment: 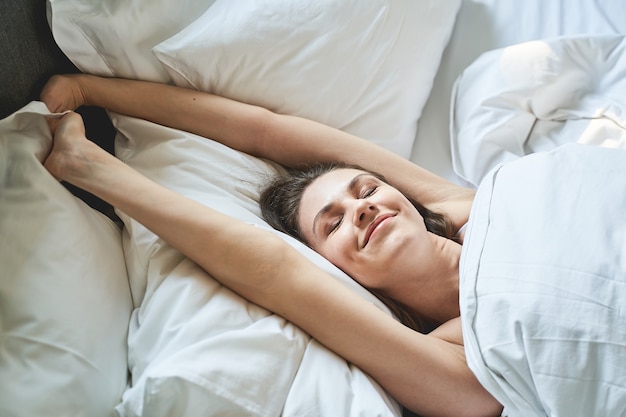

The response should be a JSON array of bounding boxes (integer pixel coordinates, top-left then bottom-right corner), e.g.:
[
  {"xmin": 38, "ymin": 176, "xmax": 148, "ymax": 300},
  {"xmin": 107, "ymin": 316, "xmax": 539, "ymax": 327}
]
[{"xmin": 1, "ymin": 1, "xmax": 625, "ymax": 416}]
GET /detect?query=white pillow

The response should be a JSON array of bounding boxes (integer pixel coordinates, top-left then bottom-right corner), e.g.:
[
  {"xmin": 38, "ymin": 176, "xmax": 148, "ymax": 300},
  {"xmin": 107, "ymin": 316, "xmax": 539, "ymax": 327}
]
[
  {"xmin": 47, "ymin": 0, "xmax": 217, "ymax": 81},
  {"xmin": 153, "ymin": 0, "xmax": 461, "ymax": 158},
  {"xmin": 111, "ymin": 113, "xmax": 401, "ymax": 417},
  {"xmin": 0, "ymin": 102, "xmax": 132, "ymax": 417}
]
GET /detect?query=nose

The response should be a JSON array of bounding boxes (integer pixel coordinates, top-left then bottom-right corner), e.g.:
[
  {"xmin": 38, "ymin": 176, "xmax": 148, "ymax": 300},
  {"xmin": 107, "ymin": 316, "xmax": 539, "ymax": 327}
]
[{"xmin": 354, "ymin": 199, "xmax": 376, "ymax": 226}]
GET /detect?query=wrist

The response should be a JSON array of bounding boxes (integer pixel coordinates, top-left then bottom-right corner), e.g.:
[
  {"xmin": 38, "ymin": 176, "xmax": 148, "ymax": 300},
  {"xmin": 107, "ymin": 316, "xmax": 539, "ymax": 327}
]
[{"xmin": 71, "ymin": 74, "xmax": 92, "ymax": 107}]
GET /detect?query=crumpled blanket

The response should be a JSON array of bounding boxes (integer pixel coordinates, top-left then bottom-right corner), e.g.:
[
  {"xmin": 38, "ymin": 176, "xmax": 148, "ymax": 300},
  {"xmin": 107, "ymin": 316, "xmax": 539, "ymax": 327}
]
[
  {"xmin": 460, "ymin": 144, "xmax": 626, "ymax": 417},
  {"xmin": 451, "ymin": 35, "xmax": 626, "ymax": 186}
]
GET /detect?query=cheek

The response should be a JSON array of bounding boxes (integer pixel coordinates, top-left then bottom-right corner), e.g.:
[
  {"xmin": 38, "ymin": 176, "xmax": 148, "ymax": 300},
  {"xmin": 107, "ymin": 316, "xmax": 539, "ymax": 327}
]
[
  {"xmin": 314, "ymin": 235, "xmax": 356, "ymax": 273},
  {"xmin": 315, "ymin": 238, "xmax": 348, "ymax": 266}
]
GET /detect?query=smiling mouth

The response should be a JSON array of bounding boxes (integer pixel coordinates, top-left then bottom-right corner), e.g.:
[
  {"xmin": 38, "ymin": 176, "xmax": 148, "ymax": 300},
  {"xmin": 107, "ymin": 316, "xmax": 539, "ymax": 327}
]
[{"xmin": 363, "ymin": 214, "xmax": 394, "ymax": 248}]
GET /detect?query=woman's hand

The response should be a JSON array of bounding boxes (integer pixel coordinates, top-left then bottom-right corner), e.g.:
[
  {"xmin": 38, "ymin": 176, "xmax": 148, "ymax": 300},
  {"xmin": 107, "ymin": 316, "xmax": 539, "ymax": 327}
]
[{"xmin": 40, "ymin": 74, "xmax": 87, "ymax": 112}]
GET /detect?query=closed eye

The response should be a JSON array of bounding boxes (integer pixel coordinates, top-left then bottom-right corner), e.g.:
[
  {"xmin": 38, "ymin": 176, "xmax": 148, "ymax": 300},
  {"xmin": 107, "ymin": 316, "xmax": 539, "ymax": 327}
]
[
  {"xmin": 328, "ymin": 216, "xmax": 343, "ymax": 235},
  {"xmin": 361, "ymin": 186, "xmax": 378, "ymax": 198}
]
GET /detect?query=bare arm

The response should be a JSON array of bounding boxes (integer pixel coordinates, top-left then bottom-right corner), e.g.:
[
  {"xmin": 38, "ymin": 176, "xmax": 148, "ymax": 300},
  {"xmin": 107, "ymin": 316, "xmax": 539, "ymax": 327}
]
[
  {"xmin": 41, "ymin": 74, "xmax": 474, "ymax": 230},
  {"xmin": 45, "ymin": 112, "xmax": 500, "ymax": 417}
]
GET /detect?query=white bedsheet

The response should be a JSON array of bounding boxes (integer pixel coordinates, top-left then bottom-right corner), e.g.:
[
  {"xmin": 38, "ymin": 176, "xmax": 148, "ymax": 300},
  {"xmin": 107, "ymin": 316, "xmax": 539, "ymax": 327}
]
[{"xmin": 460, "ymin": 144, "xmax": 626, "ymax": 417}]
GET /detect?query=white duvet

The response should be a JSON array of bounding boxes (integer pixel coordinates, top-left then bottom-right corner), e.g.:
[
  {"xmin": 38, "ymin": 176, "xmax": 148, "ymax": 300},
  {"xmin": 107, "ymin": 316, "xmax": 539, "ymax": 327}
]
[
  {"xmin": 451, "ymin": 35, "xmax": 626, "ymax": 186},
  {"xmin": 452, "ymin": 36, "xmax": 626, "ymax": 415},
  {"xmin": 460, "ymin": 144, "xmax": 626, "ymax": 417}
]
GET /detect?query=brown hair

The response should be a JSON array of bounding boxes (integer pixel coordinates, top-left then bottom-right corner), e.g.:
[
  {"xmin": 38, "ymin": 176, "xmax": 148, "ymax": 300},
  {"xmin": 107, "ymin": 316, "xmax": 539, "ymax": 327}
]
[{"xmin": 260, "ymin": 162, "xmax": 455, "ymax": 333}]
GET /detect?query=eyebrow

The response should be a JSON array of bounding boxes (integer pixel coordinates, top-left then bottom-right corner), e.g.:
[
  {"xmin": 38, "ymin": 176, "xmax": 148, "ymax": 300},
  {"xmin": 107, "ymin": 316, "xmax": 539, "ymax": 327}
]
[{"xmin": 311, "ymin": 173, "xmax": 370, "ymax": 237}]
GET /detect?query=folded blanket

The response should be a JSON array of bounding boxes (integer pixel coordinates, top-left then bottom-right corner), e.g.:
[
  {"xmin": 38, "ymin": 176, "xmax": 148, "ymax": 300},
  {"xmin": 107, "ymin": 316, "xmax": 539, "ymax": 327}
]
[{"xmin": 460, "ymin": 144, "xmax": 626, "ymax": 417}]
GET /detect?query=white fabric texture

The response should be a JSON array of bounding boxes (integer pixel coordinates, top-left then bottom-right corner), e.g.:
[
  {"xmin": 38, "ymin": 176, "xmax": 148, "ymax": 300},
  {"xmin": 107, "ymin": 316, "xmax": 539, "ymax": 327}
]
[
  {"xmin": 48, "ymin": 0, "xmax": 460, "ymax": 159},
  {"xmin": 410, "ymin": 0, "xmax": 626, "ymax": 182},
  {"xmin": 47, "ymin": 0, "xmax": 217, "ymax": 81},
  {"xmin": 450, "ymin": 35, "xmax": 626, "ymax": 186},
  {"xmin": 48, "ymin": 0, "xmax": 626, "ymax": 181},
  {"xmin": 460, "ymin": 144, "xmax": 626, "ymax": 417},
  {"xmin": 0, "ymin": 102, "xmax": 132, "ymax": 417},
  {"xmin": 152, "ymin": 0, "xmax": 461, "ymax": 159}
]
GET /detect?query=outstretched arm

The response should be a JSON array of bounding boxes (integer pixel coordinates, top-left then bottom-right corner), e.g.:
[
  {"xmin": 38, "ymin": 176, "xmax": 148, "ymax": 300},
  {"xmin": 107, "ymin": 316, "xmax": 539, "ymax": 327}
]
[
  {"xmin": 45, "ymin": 112, "xmax": 500, "ymax": 417},
  {"xmin": 40, "ymin": 74, "xmax": 474, "ymax": 230}
]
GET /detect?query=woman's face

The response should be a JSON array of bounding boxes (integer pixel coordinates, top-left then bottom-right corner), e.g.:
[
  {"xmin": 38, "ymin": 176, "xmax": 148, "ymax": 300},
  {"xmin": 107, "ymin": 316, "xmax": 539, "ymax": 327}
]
[{"xmin": 298, "ymin": 168, "xmax": 433, "ymax": 290}]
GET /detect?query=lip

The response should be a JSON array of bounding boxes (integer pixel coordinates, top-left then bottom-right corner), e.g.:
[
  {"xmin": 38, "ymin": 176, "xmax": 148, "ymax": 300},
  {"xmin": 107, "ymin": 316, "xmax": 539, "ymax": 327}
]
[{"xmin": 363, "ymin": 213, "xmax": 394, "ymax": 248}]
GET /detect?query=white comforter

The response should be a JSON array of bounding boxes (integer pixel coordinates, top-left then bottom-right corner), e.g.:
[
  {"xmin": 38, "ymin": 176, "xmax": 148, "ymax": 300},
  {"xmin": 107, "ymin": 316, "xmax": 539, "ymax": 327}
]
[
  {"xmin": 460, "ymin": 144, "xmax": 626, "ymax": 417},
  {"xmin": 451, "ymin": 35, "xmax": 626, "ymax": 186}
]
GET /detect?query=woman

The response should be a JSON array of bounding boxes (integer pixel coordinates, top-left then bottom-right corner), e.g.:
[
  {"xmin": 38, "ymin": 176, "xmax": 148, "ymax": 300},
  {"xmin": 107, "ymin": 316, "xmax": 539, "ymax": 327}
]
[
  {"xmin": 41, "ymin": 75, "xmax": 502, "ymax": 417},
  {"xmin": 260, "ymin": 162, "xmax": 463, "ymax": 330},
  {"xmin": 260, "ymin": 162, "xmax": 461, "ymax": 331}
]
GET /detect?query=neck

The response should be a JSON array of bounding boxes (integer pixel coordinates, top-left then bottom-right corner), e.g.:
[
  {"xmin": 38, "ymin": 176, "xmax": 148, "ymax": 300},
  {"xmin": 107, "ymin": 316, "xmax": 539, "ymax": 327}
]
[{"xmin": 390, "ymin": 234, "xmax": 462, "ymax": 326}]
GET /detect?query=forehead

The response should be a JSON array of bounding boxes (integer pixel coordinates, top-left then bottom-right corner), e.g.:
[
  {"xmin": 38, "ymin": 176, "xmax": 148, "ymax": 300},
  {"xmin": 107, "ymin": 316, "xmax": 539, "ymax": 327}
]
[
  {"xmin": 302, "ymin": 167, "xmax": 369, "ymax": 205},
  {"xmin": 309, "ymin": 167, "xmax": 368, "ymax": 193}
]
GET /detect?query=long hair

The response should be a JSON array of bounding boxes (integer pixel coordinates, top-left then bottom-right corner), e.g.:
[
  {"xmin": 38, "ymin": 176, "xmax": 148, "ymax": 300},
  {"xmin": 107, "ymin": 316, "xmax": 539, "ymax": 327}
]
[{"xmin": 260, "ymin": 162, "xmax": 455, "ymax": 333}]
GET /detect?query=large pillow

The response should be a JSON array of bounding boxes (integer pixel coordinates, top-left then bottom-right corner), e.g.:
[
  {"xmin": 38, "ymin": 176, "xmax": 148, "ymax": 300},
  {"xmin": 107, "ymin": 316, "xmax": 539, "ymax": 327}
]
[
  {"xmin": 0, "ymin": 102, "xmax": 132, "ymax": 417},
  {"xmin": 47, "ymin": 0, "xmax": 218, "ymax": 81},
  {"xmin": 111, "ymin": 113, "xmax": 402, "ymax": 417},
  {"xmin": 49, "ymin": 0, "xmax": 460, "ymax": 159},
  {"xmin": 152, "ymin": 0, "xmax": 461, "ymax": 159}
]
